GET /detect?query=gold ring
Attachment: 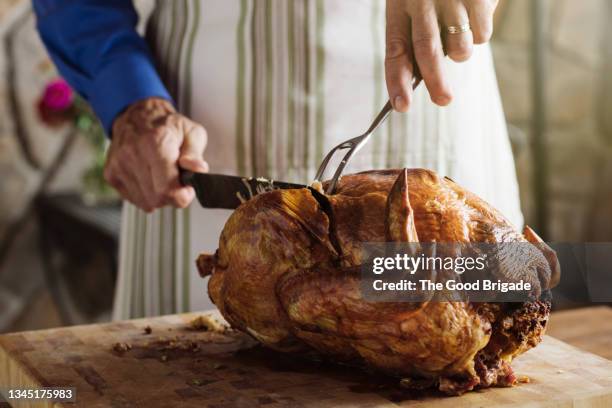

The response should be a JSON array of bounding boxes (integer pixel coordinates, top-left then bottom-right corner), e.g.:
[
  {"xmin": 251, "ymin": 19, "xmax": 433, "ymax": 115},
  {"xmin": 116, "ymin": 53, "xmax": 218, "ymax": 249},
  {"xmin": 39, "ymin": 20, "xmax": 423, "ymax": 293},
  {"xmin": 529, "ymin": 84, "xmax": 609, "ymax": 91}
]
[{"xmin": 446, "ymin": 23, "xmax": 471, "ymax": 34}]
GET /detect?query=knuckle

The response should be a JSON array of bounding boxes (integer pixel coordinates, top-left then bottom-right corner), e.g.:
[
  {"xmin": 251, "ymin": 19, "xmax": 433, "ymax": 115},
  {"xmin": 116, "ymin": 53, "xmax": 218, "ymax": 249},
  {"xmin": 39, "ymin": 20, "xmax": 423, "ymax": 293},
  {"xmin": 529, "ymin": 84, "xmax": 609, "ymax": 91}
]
[
  {"xmin": 469, "ymin": 0, "xmax": 492, "ymax": 10},
  {"xmin": 157, "ymin": 112, "xmax": 174, "ymax": 127},
  {"xmin": 384, "ymin": 56, "xmax": 412, "ymax": 75},
  {"xmin": 150, "ymin": 127, "xmax": 168, "ymax": 141},
  {"xmin": 154, "ymin": 130, "xmax": 177, "ymax": 152},
  {"xmin": 165, "ymin": 112, "xmax": 183, "ymax": 129},
  {"xmin": 410, "ymin": 0, "xmax": 430, "ymax": 13},
  {"xmin": 413, "ymin": 36, "xmax": 438, "ymax": 60},
  {"xmin": 473, "ymin": 26, "xmax": 492, "ymax": 44},
  {"xmin": 385, "ymin": 38, "xmax": 409, "ymax": 60},
  {"xmin": 144, "ymin": 132, "xmax": 167, "ymax": 153},
  {"xmin": 448, "ymin": 40, "xmax": 473, "ymax": 62}
]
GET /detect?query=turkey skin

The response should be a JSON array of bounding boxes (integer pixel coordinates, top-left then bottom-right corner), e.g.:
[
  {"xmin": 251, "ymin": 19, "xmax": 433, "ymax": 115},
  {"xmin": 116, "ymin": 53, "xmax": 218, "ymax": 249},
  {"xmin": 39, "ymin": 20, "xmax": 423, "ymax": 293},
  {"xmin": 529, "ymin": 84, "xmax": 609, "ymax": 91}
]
[{"xmin": 197, "ymin": 169, "xmax": 559, "ymax": 395}]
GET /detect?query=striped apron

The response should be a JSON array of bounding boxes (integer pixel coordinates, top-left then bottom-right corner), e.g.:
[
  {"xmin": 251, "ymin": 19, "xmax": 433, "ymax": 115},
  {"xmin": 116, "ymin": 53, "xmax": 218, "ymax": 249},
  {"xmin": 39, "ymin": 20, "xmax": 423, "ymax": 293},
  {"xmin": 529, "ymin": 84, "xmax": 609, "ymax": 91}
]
[{"xmin": 112, "ymin": 0, "xmax": 523, "ymax": 320}]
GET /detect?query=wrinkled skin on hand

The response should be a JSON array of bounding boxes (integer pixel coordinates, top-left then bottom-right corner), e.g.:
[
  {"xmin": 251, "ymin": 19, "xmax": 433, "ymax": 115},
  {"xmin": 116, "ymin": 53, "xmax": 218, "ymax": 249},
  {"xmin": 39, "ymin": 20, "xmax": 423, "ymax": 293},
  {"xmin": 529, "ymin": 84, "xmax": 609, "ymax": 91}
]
[
  {"xmin": 105, "ymin": 97, "xmax": 208, "ymax": 212},
  {"xmin": 197, "ymin": 169, "xmax": 559, "ymax": 395}
]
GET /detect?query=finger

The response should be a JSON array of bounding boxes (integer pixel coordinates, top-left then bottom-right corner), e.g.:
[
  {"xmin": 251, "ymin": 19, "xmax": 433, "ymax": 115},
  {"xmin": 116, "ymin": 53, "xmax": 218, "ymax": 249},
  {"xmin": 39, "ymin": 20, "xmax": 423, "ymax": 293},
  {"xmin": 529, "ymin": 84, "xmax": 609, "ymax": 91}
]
[
  {"xmin": 110, "ymin": 179, "xmax": 140, "ymax": 208},
  {"xmin": 411, "ymin": 1, "xmax": 452, "ymax": 106},
  {"xmin": 385, "ymin": 0, "xmax": 415, "ymax": 112},
  {"xmin": 139, "ymin": 163, "xmax": 164, "ymax": 210},
  {"xmin": 178, "ymin": 121, "xmax": 209, "ymax": 172},
  {"xmin": 441, "ymin": 0, "xmax": 473, "ymax": 62},
  {"xmin": 104, "ymin": 161, "xmax": 140, "ymax": 207},
  {"xmin": 123, "ymin": 146, "xmax": 160, "ymax": 210},
  {"xmin": 106, "ymin": 138, "xmax": 155, "ymax": 211},
  {"xmin": 115, "ymin": 158, "xmax": 155, "ymax": 212},
  {"xmin": 115, "ymin": 173, "xmax": 149, "ymax": 211},
  {"xmin": 174, "ymin": 120, "xmax": 208, "ymax": 208},
  {"xmin": 464, "ymin": 0, "xmax": 495, "ymax": 44},
  {"xmin": 148, "ymin": 126, "xmax": 183, "ymax": 206},
  {"xmin": 169, "ymin": 187, "xmax": 196, "ymax": 209},
  {"xmin": 124, "ymin": 172, "xmax": 154, "ymax": 212},
  {"xmin": 151, "ymin": 151, "xmax": 197, "ymax": 209}
]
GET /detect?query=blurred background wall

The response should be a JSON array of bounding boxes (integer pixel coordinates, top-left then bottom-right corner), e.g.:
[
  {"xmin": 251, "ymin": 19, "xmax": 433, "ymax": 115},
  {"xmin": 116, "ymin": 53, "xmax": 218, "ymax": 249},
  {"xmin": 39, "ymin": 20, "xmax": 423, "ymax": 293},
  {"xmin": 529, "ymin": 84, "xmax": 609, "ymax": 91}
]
[
  {"xmin": 0, "ymin": 0, "xmax": 610, "ymax": 333},
  {"xmin": 492, "ymin": 0, "xmax": 612, "ymax": 242}
]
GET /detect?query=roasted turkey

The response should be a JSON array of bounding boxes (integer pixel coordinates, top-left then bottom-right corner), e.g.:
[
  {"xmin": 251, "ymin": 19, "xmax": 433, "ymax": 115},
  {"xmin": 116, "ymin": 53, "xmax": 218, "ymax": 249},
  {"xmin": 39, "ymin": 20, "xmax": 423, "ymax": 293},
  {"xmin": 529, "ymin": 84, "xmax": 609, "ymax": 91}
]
[{"xmin": 197, "ymin": 169, "xmax": 560, "ymax": 395}]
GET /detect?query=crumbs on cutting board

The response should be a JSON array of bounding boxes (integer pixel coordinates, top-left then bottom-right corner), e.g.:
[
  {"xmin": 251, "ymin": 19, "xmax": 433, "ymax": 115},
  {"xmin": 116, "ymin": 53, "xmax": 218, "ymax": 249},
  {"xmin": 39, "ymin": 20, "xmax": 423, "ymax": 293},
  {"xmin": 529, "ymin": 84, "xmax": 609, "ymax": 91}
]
[
  {"xmin": 110, "ymin": 315, "xmax": 232, "ymax": 357},
  {"xmin": 517, "ymin": 375, "xmax": 530, "ymax": 384},
  {"xmin": 112, "ymin": 342, "xmax": 132, "ymax": 353},
  {"xmin": 188, "ymin": 315, "xmax": 229, "ymax": 333}
]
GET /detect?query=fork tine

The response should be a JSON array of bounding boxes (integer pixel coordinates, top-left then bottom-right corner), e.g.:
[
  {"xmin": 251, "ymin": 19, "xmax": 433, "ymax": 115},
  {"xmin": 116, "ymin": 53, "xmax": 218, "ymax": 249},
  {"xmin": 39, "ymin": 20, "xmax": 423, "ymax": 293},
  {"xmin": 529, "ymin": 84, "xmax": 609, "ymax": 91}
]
[
  {"xmin": 314, "ymin": 139, "xmax": 355, "ymax": 181},
  {"xmin": 316, "ymin": 101, "xmax": 393, "ymax": 186},
  {"xmin": 314, "ymin": 146, "xmax": 340, "ymax": 181},
  {"xmin": 325, "ymin": 145, "xmax": 359, "ymax": 194}
]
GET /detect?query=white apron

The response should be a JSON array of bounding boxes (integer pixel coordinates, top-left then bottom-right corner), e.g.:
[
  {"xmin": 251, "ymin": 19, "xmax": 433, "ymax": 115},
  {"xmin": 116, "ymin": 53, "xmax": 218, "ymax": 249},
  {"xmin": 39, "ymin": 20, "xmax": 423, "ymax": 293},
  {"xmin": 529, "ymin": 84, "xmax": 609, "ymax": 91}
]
[{"xmin": 112, "ymin": 0, "xmax": 523, "ymax": 320}]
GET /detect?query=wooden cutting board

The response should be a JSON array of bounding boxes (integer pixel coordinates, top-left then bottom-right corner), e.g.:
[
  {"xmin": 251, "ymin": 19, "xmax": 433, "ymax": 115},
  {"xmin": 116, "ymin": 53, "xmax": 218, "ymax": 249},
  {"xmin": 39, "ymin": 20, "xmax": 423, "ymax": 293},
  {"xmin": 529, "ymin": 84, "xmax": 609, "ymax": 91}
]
[{"xmin": 1, "ymin": 312, "xmax": 612, "ymax": 408}]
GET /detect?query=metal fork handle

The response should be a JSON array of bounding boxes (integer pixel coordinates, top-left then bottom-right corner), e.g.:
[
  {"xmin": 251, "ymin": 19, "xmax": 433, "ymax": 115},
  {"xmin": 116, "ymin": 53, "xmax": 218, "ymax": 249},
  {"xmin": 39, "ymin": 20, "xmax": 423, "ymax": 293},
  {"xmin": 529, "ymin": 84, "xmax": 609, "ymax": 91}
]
[{"xmin": 363, "ymin": 99, "xmax": 393, "ymax": 140}]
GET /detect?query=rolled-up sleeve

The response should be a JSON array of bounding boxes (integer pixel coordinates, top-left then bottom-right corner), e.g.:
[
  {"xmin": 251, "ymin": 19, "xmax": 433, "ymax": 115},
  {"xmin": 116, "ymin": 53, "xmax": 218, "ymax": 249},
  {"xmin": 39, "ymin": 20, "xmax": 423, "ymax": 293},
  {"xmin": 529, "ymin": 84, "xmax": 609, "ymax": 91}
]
[{"xmin": 33, "ymin": 0, "xmax": 172, "ymax": 135}]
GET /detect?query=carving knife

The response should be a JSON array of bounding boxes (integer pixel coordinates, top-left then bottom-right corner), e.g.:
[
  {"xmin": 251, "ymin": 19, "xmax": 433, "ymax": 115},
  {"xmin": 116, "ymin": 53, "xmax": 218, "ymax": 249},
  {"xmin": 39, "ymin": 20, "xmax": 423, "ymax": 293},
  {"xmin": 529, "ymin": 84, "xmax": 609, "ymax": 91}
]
[{"xmin": 179, "ymin": 170, "xmax": 307, "ymax": 209}]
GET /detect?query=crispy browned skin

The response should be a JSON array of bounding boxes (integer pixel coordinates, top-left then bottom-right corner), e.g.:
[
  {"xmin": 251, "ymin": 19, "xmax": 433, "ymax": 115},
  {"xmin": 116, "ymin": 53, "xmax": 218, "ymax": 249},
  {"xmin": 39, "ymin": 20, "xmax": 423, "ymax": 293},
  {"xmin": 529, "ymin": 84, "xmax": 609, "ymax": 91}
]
[{"xmin": 198, "ymin": 169, "xmax": 558, "ymax": 395}]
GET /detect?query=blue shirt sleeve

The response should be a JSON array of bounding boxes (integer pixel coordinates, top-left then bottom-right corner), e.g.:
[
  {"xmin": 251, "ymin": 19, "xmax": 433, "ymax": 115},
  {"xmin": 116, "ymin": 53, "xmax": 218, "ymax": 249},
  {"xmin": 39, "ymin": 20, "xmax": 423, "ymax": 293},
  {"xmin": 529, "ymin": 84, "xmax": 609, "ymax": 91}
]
[{"xmin": 33, "ymin": 0, "xmax": 173, "ymax": 135}]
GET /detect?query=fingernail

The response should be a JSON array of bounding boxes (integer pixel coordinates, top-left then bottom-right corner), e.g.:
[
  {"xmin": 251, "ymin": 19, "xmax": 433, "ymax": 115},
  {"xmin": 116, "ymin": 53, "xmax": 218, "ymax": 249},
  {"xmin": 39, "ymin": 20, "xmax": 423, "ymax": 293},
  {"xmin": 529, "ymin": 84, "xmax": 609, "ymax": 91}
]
[
  {"xmin": 433, "ymin": 94, "xmax": 452, "ymax": 106},
  {"xmin": 394, "ymin": 95, "xmax": 408, "ymax": 112}
]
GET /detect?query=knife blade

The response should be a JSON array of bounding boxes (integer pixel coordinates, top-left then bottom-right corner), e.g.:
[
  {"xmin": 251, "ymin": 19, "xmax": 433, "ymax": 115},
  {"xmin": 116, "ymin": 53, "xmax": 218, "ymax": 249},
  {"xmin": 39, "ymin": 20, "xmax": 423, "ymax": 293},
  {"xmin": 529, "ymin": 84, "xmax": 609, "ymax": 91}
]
[{"xmin": 180, "ymin": 170, "xmax": 307, "ymax": 209}]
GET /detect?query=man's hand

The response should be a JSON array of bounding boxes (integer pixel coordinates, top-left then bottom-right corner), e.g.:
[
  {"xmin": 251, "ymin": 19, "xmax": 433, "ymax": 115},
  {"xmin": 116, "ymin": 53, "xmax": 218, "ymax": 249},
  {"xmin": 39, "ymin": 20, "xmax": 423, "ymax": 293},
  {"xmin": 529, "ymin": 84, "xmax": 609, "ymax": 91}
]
[
  {"xmin": 104, "ymin": 97, "xmax": 208, "ymax": 212},
  {"xmin": 386, "ymin": 0, "xmax": 498, "ymax": 112}
]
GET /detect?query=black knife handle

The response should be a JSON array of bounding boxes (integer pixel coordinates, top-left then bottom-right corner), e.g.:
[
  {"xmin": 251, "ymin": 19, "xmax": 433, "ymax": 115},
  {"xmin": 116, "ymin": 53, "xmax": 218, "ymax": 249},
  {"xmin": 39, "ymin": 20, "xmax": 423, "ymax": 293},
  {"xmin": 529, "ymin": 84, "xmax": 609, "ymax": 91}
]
[{"xmin": 179, "ymin": 168, "xmax": 194, "ymax": 186}]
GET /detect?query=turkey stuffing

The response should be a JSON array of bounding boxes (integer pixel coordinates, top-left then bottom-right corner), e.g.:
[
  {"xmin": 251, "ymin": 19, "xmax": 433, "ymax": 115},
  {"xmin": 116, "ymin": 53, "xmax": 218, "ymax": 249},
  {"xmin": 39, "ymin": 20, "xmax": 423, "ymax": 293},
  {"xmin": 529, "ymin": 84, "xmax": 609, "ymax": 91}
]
[{"xmin": 197, "ymin": 169, "xmax": 560, "ymax": 395}]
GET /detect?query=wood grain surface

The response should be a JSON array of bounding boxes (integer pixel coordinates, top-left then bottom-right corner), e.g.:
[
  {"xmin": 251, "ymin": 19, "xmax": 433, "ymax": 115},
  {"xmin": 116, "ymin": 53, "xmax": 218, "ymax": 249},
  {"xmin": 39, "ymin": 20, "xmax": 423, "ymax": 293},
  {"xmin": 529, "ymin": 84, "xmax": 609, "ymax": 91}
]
[
  {"xmin": 547, "ymin": 306, "xmax": 612, "ymax": 360},
  {"xmin": 1, "ymin": 310, "xmax": 612, "ymax": 408}
]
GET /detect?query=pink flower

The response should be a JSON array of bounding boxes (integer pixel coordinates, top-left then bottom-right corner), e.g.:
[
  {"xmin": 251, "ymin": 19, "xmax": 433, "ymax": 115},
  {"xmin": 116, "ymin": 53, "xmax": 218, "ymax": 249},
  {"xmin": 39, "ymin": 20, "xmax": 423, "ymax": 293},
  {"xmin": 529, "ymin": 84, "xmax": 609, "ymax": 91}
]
[
  {"xmin": 38, "ymin": 78, "xmax": 75, "ymax": 126},
  {"xmin": 41, "ymin": 78, "xmax": 74, "ymax": 111}
]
